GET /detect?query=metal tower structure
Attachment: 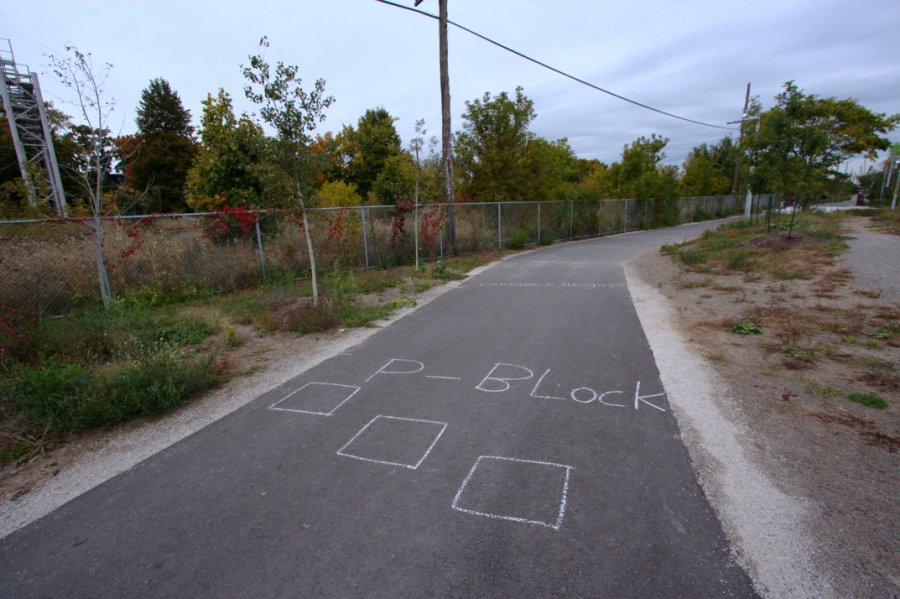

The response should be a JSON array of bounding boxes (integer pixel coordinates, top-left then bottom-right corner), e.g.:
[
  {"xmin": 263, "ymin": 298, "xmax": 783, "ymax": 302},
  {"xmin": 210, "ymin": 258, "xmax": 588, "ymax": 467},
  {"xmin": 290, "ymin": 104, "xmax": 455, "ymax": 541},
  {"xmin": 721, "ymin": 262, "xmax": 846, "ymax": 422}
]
[{"xmin": 0, "ymin": 39, "xmax": 67, "ymax": 214}]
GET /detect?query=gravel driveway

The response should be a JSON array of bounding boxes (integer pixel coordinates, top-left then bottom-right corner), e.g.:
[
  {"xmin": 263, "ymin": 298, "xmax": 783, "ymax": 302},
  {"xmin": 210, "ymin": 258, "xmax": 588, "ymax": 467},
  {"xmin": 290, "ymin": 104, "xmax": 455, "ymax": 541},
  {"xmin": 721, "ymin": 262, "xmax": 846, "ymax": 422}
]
[{"xmin": 843, "ymin": 222, "xmax": 899, "ymax": 300}]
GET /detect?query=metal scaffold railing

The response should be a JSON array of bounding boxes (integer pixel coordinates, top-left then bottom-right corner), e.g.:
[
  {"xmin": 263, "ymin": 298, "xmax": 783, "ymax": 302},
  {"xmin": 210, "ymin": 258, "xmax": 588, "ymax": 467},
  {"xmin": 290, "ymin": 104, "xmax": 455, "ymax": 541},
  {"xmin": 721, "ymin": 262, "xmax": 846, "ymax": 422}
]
[{"xmin": 0, "ymin": 38, "xmax": 67, "ymax": 214}]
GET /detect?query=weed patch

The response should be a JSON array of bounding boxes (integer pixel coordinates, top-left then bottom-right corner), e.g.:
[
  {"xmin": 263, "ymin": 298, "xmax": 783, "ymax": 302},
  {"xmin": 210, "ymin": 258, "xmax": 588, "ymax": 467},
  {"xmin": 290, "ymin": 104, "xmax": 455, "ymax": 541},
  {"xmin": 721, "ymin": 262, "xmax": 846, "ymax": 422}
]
[
  {"xmin": 505, "ymin": 229, "xmax": 530, "ymax": 250},
  {"xmin": 847, "ymin": 392, "xmax": 888, "ymax": 410},
  {"xmin": 4, "ymin": 354, "xmax": 218, "ymax": 432},
  {"xmin": 730, "ymin": 322, "xmax": 763, "ymax": 335},
  {"xmin": 338, "ymin": 302, "xmax": 393, "ymax": 328},
  {"xmin": 676, "ymin": 276, "xmax": 714, "ymax": 289}
]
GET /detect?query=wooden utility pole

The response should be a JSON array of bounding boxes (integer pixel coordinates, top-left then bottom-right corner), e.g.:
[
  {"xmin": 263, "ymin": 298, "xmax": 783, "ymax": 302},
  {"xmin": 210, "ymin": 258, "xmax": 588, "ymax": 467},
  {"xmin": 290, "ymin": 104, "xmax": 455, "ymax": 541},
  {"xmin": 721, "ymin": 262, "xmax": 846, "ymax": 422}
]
[
  {"xmin": 413, "ymin": 0, "xmax": 455, "ymax": 247},
  {"xmin": 729, "ymin": 83, "xmax": 751, "ymax": 219},
  {"xmin": 437, "ymin": 0, "xmax": 456, "ymax": 248}
]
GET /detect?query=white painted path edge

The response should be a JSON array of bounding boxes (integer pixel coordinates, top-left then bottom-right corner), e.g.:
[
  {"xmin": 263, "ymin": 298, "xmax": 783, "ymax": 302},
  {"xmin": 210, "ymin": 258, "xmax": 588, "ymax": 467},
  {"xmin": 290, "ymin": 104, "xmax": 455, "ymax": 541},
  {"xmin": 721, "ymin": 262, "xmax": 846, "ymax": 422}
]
[{"xmin": 624, "ymin": 254, "xmax": 835, "ymax": 599}]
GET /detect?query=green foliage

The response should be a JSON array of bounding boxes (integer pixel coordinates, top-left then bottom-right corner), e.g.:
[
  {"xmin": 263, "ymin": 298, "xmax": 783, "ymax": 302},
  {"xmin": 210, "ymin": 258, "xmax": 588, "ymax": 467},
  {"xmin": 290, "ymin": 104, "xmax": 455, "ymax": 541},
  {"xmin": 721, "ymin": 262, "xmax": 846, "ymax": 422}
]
[
  {"xmin": 730, "ymin": 322, "xmax": 763, "ymax": 335},
  {"xmin": 455, "ymin": 87, "xmax": 538, "ymax": 201},
  {"xmin": 4, "ymin": 301, "xmax": 213, "ymax": 366},
  {"xmin": 343, "ymin": 108, "xmax": 402, "ymax": 198},
  {"xmin": 703, "ymin": 231, "xmax": 739, "ymax": 251},
  {"xmin": 846, "ymin": 392, "xmax": 888, "ymax": 409},
  {"xmin": 372, "ymin": 154, "xmax": 415, "ymax": 205},
  {"xmin": 679, "ymin": 249, "xmax": 709, "ymax": 265},
  {"xmin": 337, "ymin": 302, "xmax": 393, "ymax": 327},
  {"xmin": 680, "ymin": 143, "xmax": 732, "ymax": 197},
  {"xmin": 184, "ymin": 89, "xmax": 291, "ymax": 211},
  {"xmin": 391, "ymin": 297, "xmax": 417, "ymax": 309},
  {"xmin": 747, "ymin": 81, "xmax": 899, "ymax": 205},
  {"xmin": 616, "ymin": 134, "xmax": 672, "ymax": 199},
  {"xmin": 505, "ymin": 228, "xmax": 530, "ymax": 249},
  {"xmin": 136, "ymin": 78, "xmax": 194, "ymax": 136},
  {"xmin": 1, "ymin": 293, "xmax": 218, "ymax": 435},
  {"xmin": 279, "ymin": 300, "xmax": 341, "ymax": 333},
  {"xmin": 726, "ymin": 249, "xmax": 751, "ymax": 270},
  {"xmin": 578, "ymin": 134, "xmax": 678, "ymax": 203},
  {"xmin": 225, "ymin": 325, "xmax": 238, "ymax": 347},
  {"xmin": 126, "ymin": 80, "xmax": 196, "ymax": 212},
  {"xmin": 4, "ymin": 354, "xmax": 217, "ymax": 431},
  {"xmin": 314, "ymin": 180, "xmax": 363, "ymax": 207},
  {"xmin": 322, "ymin": 268, "xmax": 359, "ymax": 299},
  {"xmin": 242, "ymin": 37, "xmax": 334, "ymax": 179},
  {"xmin": 0, "ymin": 432, "xmax": 56, "ymax": 464},
  {"xmin": 430, "ymin": 261, "xmax": 464, "ymax": 281},
  {"xmin": 522, "ymin": 137, "xmax": 581, "ymax": 200}
]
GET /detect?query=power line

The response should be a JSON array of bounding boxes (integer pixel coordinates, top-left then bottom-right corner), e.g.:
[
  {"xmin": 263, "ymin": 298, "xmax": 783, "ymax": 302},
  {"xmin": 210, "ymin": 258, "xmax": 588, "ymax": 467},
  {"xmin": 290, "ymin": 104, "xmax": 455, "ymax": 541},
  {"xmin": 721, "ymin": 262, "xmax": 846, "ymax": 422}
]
[
  {"xmin": 518, "ymin": 0, "xmax": 735, "ymax": 108},
  {"xmin": 374, "ymin": 0, "xmax": 737, "ymax": 131}
]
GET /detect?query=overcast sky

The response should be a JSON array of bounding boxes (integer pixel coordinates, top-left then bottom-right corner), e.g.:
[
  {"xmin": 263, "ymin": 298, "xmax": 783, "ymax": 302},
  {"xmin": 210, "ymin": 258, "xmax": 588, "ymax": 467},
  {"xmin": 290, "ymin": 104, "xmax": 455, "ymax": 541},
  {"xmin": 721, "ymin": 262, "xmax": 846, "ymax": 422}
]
[{"xmin": 6, "ymin": 0, "xmax": 900, "ymax": 171}]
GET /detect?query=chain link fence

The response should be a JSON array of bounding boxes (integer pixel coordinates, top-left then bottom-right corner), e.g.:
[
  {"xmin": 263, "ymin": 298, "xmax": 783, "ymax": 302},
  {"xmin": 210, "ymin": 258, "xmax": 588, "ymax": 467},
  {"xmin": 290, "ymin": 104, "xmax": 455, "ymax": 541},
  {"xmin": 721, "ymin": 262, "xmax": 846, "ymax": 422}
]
[{"xmin": 0, "ymin": 195, "xmax": 756, "ymax": 315}]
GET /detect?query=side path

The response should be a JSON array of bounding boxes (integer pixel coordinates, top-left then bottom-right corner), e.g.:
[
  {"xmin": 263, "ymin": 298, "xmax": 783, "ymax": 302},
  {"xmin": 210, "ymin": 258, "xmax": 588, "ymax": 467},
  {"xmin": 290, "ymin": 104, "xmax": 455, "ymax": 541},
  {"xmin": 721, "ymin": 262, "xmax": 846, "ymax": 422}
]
[{"xmin": 0, "ymin": 221, "xmax": 759, "ymax": 598}]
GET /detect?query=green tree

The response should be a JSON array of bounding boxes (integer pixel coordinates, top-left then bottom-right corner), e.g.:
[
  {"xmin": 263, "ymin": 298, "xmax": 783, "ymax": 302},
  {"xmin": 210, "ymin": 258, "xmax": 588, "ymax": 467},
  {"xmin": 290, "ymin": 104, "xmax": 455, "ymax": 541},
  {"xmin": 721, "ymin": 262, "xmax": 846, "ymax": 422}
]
[
  {"xmin": 522, "ymin": 137, "xmax": 579, "ymax": 200},
  {"xmin": 575, "ymin": 161, "xmax": 612, "ymax": 199},
  {"xmin": 617, "ymin": 134, "xmax": 668, "ymax": 198},
  {"xmin": 372, "ymin": 153, "xmax": 415, "ymax": 206},
  {"xmin": 127, "ymin": 78, "xmax": 196, "ymax": 212},
  {"xmin": 748, "ymin": 81, "xmax": 898, "ymax": 205},
  {"xmin": 455, "ymin": 87, "xmax": 535, "ymax": 201},
  {"xmin": 242, "ymin": 35, "xmax": 334, "ymax": 304},
  {"xmin": 313, "ymin": 180, "xmax": 362, "ymax": 207},
  {"xmin": 343, "ymin": 108, "xmax": 402, "ymax": 199},
  {"xmin": 416, "ymin": 135, "xmax": 445, "ymax": 203},
  {"xmin": 184, "ymin": 89, "xmax": 290, "ymax": 211},
  {"xmin": 680, "ymin": 143, "xmax": 731, "ymax": 196}
]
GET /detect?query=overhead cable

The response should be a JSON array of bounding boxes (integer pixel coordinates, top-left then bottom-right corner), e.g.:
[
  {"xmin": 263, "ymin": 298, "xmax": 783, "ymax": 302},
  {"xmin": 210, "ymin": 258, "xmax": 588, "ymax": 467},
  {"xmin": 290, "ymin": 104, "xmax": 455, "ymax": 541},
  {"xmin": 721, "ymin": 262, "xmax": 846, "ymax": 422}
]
[{"xmin": 374, "ymin": 0, "xmax": 737, "ymax": 131}]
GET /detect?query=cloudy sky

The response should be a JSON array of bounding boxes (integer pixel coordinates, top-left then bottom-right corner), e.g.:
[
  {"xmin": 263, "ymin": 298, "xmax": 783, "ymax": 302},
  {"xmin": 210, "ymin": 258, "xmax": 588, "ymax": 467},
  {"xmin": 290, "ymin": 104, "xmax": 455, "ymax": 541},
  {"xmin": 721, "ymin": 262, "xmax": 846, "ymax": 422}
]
[{"xmin": 6, "ymin": 0, "xmax": 900, "ymax": 171}]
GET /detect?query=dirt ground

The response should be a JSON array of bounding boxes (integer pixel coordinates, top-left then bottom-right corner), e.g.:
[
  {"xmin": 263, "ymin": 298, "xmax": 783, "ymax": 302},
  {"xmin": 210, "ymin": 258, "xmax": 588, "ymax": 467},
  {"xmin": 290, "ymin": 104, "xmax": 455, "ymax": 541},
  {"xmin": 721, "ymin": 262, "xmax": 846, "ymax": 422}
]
[{"xmin": 629, "ymin": 218, "xmax": 898, "ymax": 598}]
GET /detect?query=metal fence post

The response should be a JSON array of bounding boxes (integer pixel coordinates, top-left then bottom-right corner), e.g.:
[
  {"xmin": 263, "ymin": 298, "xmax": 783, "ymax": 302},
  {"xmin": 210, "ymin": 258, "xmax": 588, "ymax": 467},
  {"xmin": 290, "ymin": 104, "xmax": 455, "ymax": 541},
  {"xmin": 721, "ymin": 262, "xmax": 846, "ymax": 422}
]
[
  {"xmin": 537, "ymin": 202, "xmax": 541, "ymax": 244},
  {"xmin": 361, "ymin": 206, "xmax": 370, "ymax": 268},
  {"xmin": 497, "ymin": 202, "xmax": 502, "ymax": 248},
  {"xmin": 569, "ymin": 200, "xmax": 573, "ymax": 239},
  {"xmin": 597, "ymin": 200, "xmax": 602, "ymax": 236},
  {"xmin": 255, "ymin": 217, "xmax": 266, "ymax": 280},
  {"xmin": 623, "ymin": 199, "xmax": 628, "ymax": 233}
]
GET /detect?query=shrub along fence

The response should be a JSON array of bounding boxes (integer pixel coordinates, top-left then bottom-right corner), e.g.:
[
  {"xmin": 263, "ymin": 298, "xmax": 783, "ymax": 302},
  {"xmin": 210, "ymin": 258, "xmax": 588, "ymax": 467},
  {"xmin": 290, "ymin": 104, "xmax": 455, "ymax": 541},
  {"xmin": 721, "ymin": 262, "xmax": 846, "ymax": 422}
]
[{"xmin": 0, "ymin": 195, "xmax": 762, "ymax": 315}]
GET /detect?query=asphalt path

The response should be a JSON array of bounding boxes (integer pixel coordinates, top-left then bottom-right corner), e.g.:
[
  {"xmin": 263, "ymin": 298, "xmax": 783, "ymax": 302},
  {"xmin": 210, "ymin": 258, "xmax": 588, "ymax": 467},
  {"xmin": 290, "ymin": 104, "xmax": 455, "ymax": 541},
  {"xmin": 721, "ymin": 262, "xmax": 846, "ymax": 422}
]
[{"xmin": 0, "ymin": 220, "xmax": 758, "ymax": 598}]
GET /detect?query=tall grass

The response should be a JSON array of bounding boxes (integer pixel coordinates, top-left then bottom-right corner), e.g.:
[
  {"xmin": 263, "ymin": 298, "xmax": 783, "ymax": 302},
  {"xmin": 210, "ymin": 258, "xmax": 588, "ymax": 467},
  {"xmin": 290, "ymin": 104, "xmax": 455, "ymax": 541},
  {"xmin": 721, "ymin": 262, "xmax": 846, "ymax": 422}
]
[
  {"xmin": 5, "ymin": 353, "xmax": 217, "ymax": 431},
  {"xmin": 0, "ymin": 300, "xmax": 218, "ymax": 433}
]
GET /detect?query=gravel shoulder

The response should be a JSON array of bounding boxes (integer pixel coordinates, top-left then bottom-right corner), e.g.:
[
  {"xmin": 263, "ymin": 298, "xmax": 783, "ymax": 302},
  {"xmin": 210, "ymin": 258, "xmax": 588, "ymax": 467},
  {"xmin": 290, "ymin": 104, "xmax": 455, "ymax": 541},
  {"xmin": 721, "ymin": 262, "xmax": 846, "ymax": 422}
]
[
  {"xmin": 626, "ymin": 220, "xmax": 899, "ymax": 599},
  {"xmin": 843, "ymin": 220, "xmax": 900, "ymax": 298}
]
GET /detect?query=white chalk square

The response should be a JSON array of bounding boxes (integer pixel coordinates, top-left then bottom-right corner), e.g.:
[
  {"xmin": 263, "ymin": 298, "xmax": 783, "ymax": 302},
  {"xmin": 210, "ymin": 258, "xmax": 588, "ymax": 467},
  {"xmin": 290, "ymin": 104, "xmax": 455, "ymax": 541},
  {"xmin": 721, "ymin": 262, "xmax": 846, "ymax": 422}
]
[
  {"xmin": 336, "ymin": 415, "xmax": 448, "ymax": 469},
  {"xmin": 268, "ymin": 382, "xmax": 360, "ymax": 416},
  {"xmin": 452, "ymin": 456, "xmax": 573, "ymax": 530}
]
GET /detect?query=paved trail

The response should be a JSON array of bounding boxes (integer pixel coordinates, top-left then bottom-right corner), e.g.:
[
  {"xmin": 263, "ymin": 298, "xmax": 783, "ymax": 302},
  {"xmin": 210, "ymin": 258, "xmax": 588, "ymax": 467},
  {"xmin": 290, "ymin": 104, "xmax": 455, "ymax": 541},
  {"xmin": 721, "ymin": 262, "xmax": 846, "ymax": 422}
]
[{"xmin": 0, "ymin": 221, "xmax": 757, "ymax": 598}]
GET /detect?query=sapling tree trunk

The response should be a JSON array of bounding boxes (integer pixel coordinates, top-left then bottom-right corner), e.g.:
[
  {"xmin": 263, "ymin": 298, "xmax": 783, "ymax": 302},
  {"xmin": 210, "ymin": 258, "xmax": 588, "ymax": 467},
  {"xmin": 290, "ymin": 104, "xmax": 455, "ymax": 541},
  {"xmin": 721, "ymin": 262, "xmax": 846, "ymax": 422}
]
[
  {"xmin": 296, "ymin": 183, "xmax": 318, "ymax": 305},
  {"xmin": 48, "ymin": 45, "xmax": 115, "ymax": 309},
  {"xmin": 412, "ymin": 119, "xmax": 426, "ymax": 271}
]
